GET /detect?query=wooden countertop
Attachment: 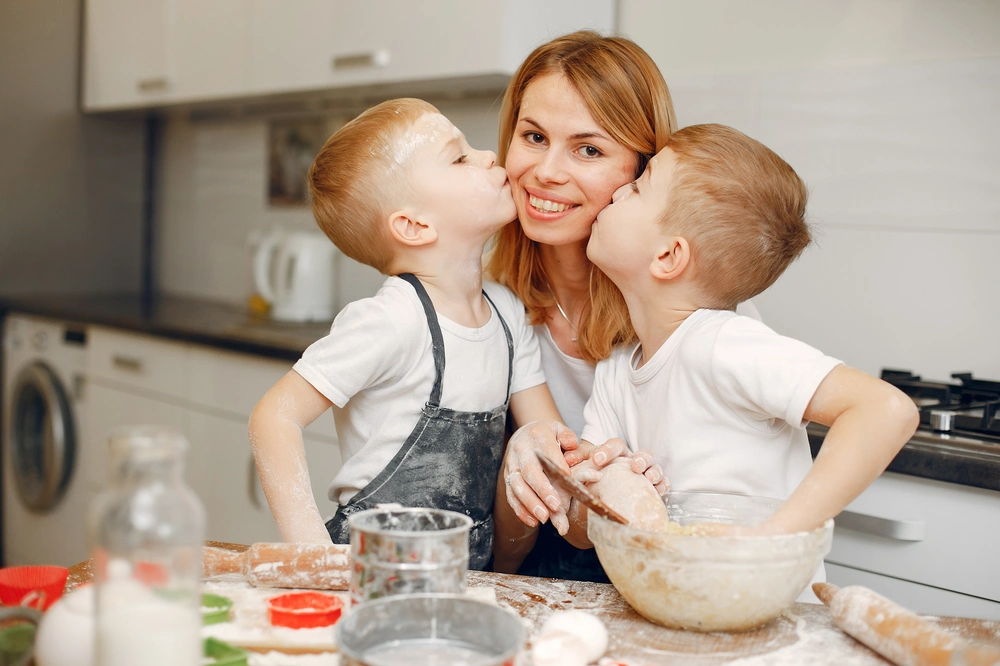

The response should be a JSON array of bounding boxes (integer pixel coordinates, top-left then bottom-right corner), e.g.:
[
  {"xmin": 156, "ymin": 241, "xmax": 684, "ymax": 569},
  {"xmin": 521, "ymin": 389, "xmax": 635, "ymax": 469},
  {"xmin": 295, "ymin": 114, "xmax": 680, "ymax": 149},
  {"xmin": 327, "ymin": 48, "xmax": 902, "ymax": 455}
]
[{"xmin": 67, "ymin": 543, "xmax": 1000, "ymax": 665}]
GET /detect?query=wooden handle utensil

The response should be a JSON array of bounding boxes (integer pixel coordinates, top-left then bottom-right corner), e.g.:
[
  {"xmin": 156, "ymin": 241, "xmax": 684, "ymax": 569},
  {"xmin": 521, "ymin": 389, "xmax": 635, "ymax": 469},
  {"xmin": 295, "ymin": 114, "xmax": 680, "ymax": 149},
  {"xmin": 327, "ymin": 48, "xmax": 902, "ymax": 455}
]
[
  {"xmin": 813, "ymin": 582, "xmax": 1000, "ymax": 666},
  {"xmin": 204, "ymin": 542, "xmax": 350, "ymax": 590},
  {"xmin": 536, "ymin": 451, "xmax": 630, "ymax": 526}
]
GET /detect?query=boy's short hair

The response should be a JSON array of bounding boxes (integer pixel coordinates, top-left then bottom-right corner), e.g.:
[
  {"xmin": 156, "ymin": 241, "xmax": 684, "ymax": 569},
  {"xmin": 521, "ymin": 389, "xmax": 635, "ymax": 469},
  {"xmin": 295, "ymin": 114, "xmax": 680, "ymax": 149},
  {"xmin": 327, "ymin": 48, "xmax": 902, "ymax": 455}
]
[
  {"xmin": 308, "ymin": 98, "xmax": 439, "ymax": 273},
  {"xmin": 660, "ymin": 124, "xmax": 810, "ymax": 310}
]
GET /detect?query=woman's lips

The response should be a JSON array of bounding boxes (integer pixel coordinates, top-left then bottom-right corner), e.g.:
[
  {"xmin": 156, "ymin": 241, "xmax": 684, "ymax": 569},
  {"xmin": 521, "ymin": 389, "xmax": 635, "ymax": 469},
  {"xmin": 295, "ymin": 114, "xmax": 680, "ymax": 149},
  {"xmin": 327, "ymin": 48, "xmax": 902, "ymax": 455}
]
[{"xmin": 522, "ymin": 190, "xmax": 578, "ymax": 220}]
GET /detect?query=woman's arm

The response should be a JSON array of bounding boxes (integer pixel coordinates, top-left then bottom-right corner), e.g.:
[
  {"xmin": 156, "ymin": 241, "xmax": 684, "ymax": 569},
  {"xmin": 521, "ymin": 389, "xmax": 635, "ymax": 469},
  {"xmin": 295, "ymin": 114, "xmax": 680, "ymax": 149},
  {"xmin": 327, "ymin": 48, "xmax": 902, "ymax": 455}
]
[
  {"xmin": 248, "ymin": 370, "xmax": 335, "ymax": 544},
  {"xmin": 493, "ymin": 384, "xmax": 572, "ymax": 572},
  {"xmin": 761, "ymin": 365, "xmax": 919, "ymax": 534}
]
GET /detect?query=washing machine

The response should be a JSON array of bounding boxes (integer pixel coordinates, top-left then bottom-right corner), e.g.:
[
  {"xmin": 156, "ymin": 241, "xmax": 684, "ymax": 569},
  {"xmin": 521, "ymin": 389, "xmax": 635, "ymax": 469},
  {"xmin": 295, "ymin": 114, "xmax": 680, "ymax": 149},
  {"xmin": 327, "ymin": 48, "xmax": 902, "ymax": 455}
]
[{"xmin": 2, "ymin": 313, "xmax": 93, "ymax": 567}]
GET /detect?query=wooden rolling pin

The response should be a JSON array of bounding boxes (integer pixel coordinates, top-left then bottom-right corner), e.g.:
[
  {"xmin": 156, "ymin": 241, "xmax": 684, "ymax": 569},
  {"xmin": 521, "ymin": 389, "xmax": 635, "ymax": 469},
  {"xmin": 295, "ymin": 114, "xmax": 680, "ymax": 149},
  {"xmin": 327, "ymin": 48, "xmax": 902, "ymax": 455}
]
[
  {"xmin": 813, "ymin": 583, "xmax": 1000, "ymax": 666},
  {"xmin": 204, "ymin": 542, "xmax": 350, "ymax": 590}
]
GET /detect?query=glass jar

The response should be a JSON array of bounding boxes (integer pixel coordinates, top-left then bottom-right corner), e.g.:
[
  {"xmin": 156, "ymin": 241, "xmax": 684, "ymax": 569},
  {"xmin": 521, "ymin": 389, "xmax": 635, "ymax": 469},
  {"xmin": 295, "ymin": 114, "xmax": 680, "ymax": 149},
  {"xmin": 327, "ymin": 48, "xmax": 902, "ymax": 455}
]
[{"xmin": 88, "ymin": 426, "xmax": 205, "ymax": 666}]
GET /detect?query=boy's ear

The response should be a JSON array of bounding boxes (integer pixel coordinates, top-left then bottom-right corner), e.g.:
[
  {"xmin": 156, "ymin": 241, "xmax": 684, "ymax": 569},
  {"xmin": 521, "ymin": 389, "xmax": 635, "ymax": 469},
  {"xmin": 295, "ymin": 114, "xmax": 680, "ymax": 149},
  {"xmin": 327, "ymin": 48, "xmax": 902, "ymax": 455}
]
[
  {"xmin": 649, "ymin": 236, "xmax": 691, "ymax": 281},
  {"xmin": 387, "ymin": 210, "xmax": 437, "ymax": 247}
]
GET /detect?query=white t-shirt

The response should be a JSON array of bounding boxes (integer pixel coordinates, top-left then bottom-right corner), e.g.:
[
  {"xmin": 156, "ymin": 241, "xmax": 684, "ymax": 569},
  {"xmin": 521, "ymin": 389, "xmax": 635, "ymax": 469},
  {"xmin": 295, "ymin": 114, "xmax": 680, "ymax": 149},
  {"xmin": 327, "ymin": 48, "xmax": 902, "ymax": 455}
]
[
  {"xmin": 580, "ymin": 309, "xmax": 841, "ymax": 603},
  {"xmin": 539, "ymin": 299, "xmax": 764, "ymax": 438},
  {"xmin": 294, "ymin": 276, "xmax": 546, "ymax": 505}
]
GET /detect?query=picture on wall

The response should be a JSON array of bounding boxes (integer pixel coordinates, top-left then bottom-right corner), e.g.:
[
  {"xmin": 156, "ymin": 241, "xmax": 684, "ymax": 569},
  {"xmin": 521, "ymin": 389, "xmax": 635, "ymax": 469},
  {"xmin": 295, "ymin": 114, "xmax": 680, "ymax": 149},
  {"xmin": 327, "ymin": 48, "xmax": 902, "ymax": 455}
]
[{"xmin": 267, "ymin": 117, "xmax": 346, "ymax": 206}]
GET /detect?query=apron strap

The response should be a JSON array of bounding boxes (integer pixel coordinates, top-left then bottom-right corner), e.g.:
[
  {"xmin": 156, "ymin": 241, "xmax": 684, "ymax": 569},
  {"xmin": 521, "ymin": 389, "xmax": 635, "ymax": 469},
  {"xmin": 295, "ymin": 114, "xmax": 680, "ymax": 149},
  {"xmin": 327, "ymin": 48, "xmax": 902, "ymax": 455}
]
[
  {"xmin": 482, "ymin": 289, "xmax": 514, "ymax": 400},
  {"xmin": 398, "ymin": 273, "xmax": 446, "ymax": 407}
]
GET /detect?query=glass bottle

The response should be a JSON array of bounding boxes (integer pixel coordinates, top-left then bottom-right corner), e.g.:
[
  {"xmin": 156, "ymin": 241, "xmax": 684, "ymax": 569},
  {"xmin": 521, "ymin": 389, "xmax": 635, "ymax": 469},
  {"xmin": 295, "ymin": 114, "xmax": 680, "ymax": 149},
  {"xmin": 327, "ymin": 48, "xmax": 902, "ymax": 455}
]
[{"xmin": 88, "ymin": 426, "xmax": 205, "ymax": 666}]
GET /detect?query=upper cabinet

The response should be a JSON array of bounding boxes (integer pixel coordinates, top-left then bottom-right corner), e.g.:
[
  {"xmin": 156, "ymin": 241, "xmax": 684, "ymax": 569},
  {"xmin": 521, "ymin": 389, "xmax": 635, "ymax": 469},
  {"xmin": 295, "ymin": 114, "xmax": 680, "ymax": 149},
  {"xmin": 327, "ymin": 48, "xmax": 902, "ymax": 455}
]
[{"xmin": 82, "ymin": 0, "xmax": 616, "ymax": 113}]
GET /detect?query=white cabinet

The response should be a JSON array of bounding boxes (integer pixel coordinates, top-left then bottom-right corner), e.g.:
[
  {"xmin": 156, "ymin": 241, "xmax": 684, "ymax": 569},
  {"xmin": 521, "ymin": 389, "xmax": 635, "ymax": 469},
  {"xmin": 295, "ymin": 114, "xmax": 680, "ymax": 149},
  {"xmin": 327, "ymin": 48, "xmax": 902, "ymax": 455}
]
[
  {"xmin": 825, "ymin": 471, "xmax": 1000, "ymax": 619},
  {"xmin": 84, "ymin": 327, "xmax": 341, "ymax": 544},
  {"xmin": 83, "ymin": 0, "xmax": 615, "ymax": 112}
]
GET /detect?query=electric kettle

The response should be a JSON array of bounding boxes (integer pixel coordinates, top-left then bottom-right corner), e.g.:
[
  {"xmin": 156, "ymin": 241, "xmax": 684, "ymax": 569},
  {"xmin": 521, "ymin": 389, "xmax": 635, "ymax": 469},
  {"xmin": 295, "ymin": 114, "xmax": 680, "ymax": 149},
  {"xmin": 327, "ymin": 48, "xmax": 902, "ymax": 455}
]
[{"xmin": 253, "ymin": 230, "xmax": 337, "ymax": 322}]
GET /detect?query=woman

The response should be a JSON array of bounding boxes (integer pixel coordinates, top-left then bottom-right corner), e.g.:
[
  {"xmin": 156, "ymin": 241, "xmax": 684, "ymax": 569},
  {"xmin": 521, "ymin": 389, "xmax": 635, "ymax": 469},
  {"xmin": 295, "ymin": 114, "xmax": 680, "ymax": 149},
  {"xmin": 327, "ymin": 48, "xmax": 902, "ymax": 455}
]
[{"xmin": 490, "ymin": 31, "xmax": 759, "ymax": 580}]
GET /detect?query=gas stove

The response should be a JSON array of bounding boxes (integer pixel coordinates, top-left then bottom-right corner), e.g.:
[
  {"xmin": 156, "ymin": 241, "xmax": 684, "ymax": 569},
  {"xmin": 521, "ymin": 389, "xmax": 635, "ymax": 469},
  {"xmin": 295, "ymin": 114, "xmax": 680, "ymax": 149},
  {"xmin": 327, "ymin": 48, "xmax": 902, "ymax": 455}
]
[{"xmin": 881, "ymin": 369, "xmax": 1000, "ymax": 445}]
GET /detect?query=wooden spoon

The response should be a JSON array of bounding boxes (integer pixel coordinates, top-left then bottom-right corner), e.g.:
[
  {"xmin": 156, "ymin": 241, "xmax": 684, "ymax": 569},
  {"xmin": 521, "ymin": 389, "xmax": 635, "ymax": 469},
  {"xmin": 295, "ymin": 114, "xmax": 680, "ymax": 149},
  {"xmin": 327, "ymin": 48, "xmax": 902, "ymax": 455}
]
[{"xmin": 535, "ymin": 451, "xmax": 630, "ymax": 526}]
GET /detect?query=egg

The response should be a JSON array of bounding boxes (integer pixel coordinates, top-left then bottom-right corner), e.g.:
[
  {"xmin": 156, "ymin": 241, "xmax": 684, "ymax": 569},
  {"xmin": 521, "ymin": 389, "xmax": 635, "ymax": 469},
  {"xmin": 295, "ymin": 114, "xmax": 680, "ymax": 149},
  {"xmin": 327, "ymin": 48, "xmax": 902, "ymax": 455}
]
[
  {"xmin": 537, "ymin": 610, "xmax": 609, "ymax": 663},
  {"xmin": 34, "ymin": 584, "xmax": 95, "ymax": 666}
]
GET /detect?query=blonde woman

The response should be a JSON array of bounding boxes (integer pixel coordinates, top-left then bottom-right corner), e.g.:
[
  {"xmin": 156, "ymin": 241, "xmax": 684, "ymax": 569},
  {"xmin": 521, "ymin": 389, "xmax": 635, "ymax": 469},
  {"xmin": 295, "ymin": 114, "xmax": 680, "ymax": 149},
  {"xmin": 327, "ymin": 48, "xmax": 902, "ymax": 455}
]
[{"xmin": 490, "ymin": 31, "xmax": 760, "ymax": 580}]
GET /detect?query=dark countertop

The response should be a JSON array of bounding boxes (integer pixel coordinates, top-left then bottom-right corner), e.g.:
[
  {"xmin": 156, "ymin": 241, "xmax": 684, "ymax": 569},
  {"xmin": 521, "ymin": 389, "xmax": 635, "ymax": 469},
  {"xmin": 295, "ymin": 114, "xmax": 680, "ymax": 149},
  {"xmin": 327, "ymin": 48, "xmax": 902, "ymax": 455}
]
[
  {"xmin": 0, "ymin": 292, "xmax": 331, "ymax": 361},
  {"xmin": 808, "ymin": 423, "xmax": 1000, "ymax": 493},
  {"xmin": 4, "ymin": 292, "xmax": 997, "ymax": 494}
]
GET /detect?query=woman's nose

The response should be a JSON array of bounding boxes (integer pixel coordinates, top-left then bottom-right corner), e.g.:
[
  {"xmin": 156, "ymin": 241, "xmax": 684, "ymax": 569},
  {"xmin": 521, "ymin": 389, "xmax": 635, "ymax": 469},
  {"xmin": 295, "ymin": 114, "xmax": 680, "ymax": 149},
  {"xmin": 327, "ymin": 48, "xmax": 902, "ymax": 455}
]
[
  {"xmin": 611, "ymin": 182, "xmax": 632, "ymax": 203},
  {"xmin": 534, "ymin": 149, "xmax": 568, "ymax": 184}
]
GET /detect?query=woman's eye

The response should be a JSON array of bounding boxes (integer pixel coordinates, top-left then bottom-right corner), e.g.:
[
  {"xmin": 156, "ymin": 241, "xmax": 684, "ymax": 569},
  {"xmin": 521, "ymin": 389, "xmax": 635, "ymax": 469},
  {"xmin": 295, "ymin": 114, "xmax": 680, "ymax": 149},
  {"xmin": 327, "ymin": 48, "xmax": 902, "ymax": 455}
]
[
  {"xmin": 582, "ymin": 145, "xmax": 602, "ymax": 158},
  {"xmin": 523, "ymin": 132, "xmax": 545, "ymax": 145}
]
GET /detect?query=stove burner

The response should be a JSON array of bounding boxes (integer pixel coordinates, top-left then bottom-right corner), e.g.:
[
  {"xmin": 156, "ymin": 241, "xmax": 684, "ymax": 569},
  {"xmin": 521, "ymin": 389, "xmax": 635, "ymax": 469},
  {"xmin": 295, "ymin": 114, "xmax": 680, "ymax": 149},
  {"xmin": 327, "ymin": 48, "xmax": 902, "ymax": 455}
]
[{"xmin": 881, "ymin": 369, "xmax": 1000, "ymax": 443}]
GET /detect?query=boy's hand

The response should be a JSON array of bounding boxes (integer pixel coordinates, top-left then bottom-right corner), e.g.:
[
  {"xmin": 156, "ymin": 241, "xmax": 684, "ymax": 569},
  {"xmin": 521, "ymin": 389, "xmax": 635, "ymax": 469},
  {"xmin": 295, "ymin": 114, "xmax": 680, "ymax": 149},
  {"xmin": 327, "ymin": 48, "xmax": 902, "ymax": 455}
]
[
  {"xmin": 503, "ymin": 420, "xmax": 580, "ymax": 532},
  {"xmin": 589, "ymin": 440, "xmax": 669, "ymax": 496}
]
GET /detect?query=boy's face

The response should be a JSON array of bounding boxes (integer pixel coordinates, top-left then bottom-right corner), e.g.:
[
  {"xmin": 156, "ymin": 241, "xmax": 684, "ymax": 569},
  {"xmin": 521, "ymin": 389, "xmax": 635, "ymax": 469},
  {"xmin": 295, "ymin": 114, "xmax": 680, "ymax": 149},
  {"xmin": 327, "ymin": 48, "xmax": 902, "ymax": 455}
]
[
  {"xmin": 402, "ymin": 113, "xmax": 516, "ymax": 240},
  {"xmin": 587, "ymin": 148, "xmax": 677, "ymax": 282}
]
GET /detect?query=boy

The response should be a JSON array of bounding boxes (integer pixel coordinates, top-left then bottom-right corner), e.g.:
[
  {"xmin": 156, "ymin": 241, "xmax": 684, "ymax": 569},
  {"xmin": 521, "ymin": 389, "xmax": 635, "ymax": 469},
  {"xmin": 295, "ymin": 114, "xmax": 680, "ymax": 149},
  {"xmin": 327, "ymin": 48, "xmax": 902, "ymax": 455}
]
[
  {"xmin": 249, "ymin": 98, "xmax": 563, "ymax": 570},
  {"xmin": 566, "ymin": 124, "xmax": 918, "ymax": 578}
]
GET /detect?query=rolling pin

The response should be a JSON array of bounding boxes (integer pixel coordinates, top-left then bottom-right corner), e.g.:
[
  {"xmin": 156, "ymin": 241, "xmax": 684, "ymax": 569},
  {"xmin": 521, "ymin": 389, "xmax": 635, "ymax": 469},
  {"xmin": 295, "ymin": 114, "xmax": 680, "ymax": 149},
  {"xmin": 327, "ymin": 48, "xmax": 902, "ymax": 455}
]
[
  {"xmin": 204, "ymin": 542, "xmax": 350, "ymax": 590},
  {"xmin": 813, "ymin": 583, "xmax": 1000, "ymax": 666}
]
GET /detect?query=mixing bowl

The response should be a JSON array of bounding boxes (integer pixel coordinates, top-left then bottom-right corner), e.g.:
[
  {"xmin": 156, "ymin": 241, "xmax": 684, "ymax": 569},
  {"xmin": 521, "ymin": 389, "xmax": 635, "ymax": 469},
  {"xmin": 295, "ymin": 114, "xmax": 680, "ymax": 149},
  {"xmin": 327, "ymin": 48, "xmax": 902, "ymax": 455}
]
[{"xmin": 588, "ymin": 490, "xmax": 833, "ymax": 632}]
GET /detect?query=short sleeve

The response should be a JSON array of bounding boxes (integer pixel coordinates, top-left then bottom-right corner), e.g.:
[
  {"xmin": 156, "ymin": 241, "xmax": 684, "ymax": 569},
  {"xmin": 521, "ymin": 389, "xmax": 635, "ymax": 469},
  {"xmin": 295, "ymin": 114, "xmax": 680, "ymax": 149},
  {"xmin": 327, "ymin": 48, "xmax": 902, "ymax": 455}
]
[
  {"xmin": 484, "ymin": 282, "xmax": 546, "ymax": 394},
  {"xmin": 293, "ymin": 296, "xmax": 412, "ymax": 408},
  {"xmin": 581, "ymin": 351, "xmax": 629, "ymax": 447},
  {"xmin": 710, "ymin": 317, "xmax": 842, "ymax": 428}
]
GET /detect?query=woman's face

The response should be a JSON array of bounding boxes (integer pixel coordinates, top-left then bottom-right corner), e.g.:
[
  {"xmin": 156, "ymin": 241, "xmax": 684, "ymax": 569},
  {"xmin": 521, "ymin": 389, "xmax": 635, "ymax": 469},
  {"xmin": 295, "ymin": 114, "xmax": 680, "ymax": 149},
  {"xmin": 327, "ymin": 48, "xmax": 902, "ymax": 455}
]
[{"xmin": 505, "ymin": 73, "xmax": 639, "ymax": 248}]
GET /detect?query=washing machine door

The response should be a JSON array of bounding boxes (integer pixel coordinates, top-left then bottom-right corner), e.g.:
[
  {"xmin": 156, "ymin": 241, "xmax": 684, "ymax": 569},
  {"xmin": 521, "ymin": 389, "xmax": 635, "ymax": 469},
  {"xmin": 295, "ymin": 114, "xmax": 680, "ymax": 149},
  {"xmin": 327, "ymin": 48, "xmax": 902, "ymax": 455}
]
[{"xmin": 9, "ymin": 361, "xmax": 76, "ymax": 513}]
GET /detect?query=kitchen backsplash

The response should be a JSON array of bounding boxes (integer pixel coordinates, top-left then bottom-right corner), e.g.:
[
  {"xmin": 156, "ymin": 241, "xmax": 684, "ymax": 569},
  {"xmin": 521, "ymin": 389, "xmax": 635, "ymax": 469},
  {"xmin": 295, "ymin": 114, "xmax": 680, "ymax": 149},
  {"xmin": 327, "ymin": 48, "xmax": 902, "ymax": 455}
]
[{"xmin": 155, "ymin": 37, "xmax": 1000, "ymax": 381}]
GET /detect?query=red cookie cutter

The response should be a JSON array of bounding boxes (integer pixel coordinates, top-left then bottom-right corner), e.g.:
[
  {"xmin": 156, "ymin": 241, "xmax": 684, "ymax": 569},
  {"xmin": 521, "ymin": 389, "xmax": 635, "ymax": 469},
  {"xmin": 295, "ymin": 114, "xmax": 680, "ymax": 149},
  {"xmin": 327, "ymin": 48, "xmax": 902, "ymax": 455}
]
[{"xmin": 267, "ymin": 591, "xmax": 344, "ymax": 629}]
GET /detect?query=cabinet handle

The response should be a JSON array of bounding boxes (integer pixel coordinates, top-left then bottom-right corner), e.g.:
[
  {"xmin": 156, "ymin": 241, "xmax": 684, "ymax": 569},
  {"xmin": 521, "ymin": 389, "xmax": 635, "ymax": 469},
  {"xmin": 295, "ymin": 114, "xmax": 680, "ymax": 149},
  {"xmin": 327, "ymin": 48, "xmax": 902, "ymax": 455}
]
[
  {"xmin": 136, "ymin": 77, "xmax": 168, "ymax": 92},
  {"xmin": 836, "ymin": 509, "xmax": 925, "ymax": 542},
  {"xmin": 112, "ymin": 355, "xmax": 143, "ymax": 373},
  {"xmin": 332, "ymin": 49, "xmax": 390, "ymax": 70}
]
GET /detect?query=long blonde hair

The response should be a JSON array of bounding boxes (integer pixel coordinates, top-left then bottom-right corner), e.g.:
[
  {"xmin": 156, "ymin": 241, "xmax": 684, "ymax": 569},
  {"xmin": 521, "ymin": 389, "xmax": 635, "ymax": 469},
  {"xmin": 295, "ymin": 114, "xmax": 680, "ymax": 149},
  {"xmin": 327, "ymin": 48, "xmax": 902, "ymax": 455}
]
[{"xmin": 486, "ymin": 31, "xmax": 678, "ymax": 362}]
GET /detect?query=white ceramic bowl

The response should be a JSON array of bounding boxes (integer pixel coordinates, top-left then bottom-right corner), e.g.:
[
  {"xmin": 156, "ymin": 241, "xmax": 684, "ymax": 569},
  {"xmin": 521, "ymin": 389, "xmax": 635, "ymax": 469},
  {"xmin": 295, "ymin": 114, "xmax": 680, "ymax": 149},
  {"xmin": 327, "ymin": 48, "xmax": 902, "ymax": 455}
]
[{"xmin": 588, "ymin": 491, "xmax": 833, "ymax": 632}]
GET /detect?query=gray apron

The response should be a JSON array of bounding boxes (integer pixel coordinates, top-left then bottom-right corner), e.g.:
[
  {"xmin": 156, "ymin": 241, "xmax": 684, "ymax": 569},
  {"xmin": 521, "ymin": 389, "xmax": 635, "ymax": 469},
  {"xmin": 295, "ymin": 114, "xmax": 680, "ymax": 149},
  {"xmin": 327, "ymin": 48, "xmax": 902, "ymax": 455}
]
[{"xmin": 325, "ymin": 273, "xmax": 513, "ymax": 570}]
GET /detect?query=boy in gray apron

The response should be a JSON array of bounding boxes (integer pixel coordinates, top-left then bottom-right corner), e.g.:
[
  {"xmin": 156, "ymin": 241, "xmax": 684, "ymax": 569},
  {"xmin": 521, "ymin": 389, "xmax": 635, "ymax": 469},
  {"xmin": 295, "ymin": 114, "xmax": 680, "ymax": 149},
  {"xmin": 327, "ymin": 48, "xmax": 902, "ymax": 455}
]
[{"xmin": 249, "ymin": 98, "xmax": 567, "ymax": 570}]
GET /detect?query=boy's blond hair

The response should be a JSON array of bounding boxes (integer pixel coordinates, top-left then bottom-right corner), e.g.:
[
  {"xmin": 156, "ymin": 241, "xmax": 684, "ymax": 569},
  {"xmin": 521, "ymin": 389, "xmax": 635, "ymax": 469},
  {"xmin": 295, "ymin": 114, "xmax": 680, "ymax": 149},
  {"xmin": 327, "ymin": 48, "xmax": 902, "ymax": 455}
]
[
  {"xmin": 661, "ymin": 124, "xmax": 810, "ymax": 310},
  {"xmin": 308, "ymin": 98, "xmax": 439, "ymax": 274}
]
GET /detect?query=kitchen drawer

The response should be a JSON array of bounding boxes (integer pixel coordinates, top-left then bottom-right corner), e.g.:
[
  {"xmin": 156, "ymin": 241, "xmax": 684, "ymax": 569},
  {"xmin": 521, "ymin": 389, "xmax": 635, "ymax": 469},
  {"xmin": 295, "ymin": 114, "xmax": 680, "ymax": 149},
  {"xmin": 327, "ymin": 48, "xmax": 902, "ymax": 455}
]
[
  {"xmin": 187, "ymin": 344, "xmax": 337, "ymax": 440},
  {"xmin": 825, "ymin": 563, "xmax": 1000, "ymax": 621},
  {"xmin": 827, "ymin": 472, "xmax": 1000, "ymax": 603},
  {"xmin": 87, "ymin": 326, "xmax": 189, "ymax": 401}
]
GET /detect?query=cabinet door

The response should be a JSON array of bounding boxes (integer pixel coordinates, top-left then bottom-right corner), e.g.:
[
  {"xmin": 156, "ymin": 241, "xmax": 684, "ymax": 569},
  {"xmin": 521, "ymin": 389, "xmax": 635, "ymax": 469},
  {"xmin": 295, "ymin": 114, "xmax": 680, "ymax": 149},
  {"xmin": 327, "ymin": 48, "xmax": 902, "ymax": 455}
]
[
  {"xmin": 82, "ymin": 383, "xmax": 190, "ymax": 493},
  {"xmin": 170, "ymin": 0, "xmax": 251, "ymax": 104},
  {"xmin": 82, "ymin": 0, "xmax": 172, "ymax": 110},
  {"xmin": 188, "ymin": 412, "xmax": 281, "ymax": 544}
]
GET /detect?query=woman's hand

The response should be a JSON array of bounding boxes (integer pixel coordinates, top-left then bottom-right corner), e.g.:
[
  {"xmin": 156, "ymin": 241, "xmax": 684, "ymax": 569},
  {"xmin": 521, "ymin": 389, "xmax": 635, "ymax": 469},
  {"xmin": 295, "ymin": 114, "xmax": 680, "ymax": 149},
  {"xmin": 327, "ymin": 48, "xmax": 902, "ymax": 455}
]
[
  {"xmin": 503, "ymin": 420, "xmax": 580, "ymax": 533},
  {"xmin": 589, "ymin": 439, "xmax": 669, "ymax": 496}
]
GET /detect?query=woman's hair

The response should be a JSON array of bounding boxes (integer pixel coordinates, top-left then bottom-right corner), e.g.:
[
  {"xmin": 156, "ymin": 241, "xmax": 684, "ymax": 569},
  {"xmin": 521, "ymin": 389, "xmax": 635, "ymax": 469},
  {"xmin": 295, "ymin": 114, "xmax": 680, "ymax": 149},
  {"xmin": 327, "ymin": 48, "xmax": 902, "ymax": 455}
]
[
  {"xmin": 661, "ymin": 124, "xmax": 810, "ymax": 310},
  {"xmin": 486, "ymin": 31, "xmax": 677, "ymax": 362},
  {"xmin": 309, "ymin": 97, "xmax": 438, "ymax": 274}
]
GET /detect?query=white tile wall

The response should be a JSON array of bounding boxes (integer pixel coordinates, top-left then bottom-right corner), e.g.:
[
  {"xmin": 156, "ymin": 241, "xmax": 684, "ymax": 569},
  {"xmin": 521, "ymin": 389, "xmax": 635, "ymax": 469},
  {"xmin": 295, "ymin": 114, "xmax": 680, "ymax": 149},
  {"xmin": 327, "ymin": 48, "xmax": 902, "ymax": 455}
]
[{"xmin": 156, "ymin": 3, "xmax": 1000, "ymax": 381}]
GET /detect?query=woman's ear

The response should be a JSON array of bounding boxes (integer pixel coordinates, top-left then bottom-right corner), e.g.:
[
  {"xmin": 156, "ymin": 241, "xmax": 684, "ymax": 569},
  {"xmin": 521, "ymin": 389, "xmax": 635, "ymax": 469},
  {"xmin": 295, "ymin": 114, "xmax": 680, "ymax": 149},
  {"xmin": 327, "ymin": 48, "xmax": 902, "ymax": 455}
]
[
  {"xmin": 649, "ymin": 236, "xmax": 691, "ymax": 281},
  {"xmin": 387, "ymin": 210, "xmax": 437, "ymax": 246}
]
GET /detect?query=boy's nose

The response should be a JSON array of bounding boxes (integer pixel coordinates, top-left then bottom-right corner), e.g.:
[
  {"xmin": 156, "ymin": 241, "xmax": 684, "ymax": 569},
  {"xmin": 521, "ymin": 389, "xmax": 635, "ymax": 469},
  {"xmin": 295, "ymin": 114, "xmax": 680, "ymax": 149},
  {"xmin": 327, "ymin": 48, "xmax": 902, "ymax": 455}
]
[
  {"xmin": 476, "ymin": 149, "xmax": 497, "ymax": 169},
  {"xmin": 611, "ymin": 182, "xmax": 632, "ymax": 203}
]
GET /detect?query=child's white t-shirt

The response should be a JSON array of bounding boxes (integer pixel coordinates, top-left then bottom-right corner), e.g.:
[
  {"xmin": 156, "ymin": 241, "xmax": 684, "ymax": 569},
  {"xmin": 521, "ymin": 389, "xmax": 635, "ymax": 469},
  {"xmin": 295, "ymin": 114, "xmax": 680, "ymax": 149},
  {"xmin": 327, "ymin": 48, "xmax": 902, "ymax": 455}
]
[
  {"xmin": 581, "ymin": 308, "xmax": 842, "ymax": 502},
  {"xmin": 538, "ymin": 298, "xmax": 764, "ymax": 439},
  {"xmin": 293, "ymin": 276, "xmax": 546, "ymax": 506}
]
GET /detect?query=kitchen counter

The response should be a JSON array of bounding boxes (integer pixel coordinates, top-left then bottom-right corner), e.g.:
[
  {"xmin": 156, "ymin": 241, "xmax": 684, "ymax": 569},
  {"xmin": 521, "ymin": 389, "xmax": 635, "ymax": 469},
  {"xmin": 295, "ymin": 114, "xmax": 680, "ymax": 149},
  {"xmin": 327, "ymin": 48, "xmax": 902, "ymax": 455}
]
[
  {"xmin": 0, "ymin": 292, "xmax": 329, "ymax": 361},
  {"xmin": 66, "ymin": 543, "xmax": 1000, "ymax": 665}
]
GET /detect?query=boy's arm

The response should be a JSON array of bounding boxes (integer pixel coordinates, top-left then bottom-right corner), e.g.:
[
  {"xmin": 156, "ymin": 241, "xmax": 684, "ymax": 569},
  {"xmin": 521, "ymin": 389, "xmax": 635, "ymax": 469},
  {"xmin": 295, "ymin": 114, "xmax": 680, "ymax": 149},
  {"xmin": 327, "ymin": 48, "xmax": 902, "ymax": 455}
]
[
  {"xmin": 248, "ymin": 370, "xmax": 335, "ymax": 544},
  {"xmin": 493, "ymin": 383, "xmax": 568, "ymax": 573},
  {"xmin": 762, "ymin": 365, "xmax": 919, "ymax": 534}
]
